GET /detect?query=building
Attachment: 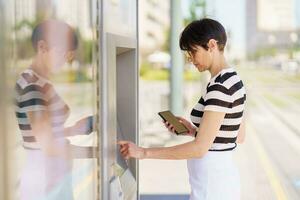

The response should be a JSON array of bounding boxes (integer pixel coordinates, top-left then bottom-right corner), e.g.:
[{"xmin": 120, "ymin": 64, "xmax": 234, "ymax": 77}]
[
  {"xmin": 204, "ymin": 0, "xmax": 247, "ymax": 60},
  {"xmin": 139, "ymin": 0, "xmax": 170, "ymax": 56},
  {"xmin": 246, "ymin": 0, "xmax": 300, "ymax": 58}
]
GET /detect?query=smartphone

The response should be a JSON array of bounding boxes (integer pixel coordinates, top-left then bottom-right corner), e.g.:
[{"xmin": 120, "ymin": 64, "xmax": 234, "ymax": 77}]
[{"xmin": 158, "ymin": 110, "xmax": 189, "ymax": 135}]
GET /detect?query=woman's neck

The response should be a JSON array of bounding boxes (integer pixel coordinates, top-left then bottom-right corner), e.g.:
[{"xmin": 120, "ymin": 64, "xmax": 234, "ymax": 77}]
[
  {"xmin": 30, "ymin": 55, "xmax": 50, "ymax": 79},
  {"xmin": 209, "ymin": 53, "xmax": 228, "ymax": 77}
]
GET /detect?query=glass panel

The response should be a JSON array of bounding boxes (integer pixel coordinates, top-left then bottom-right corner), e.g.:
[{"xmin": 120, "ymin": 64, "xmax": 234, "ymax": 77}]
[
  {"xmin": 103, "ymin": 0, "xmax": 137, "ymax": 37},
  {"xmin": 0, "ymin": 0, "xmax": 101, "ymax": 199}
]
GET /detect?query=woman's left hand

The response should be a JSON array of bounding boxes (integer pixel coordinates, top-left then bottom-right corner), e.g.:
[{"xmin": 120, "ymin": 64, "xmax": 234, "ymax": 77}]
[
  {"xmin": 117, "ymin": 141, "xmax": 146, "ymax": 160},
  {"xmin": 71, "ymin": 115, "xmax": 94, "ymax": 135}
]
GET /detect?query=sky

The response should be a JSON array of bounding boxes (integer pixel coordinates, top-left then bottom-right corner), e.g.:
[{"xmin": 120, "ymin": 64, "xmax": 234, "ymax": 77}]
[{"xmin": 296, "ymin": 0, "xmax": 300, "ymax": 27}]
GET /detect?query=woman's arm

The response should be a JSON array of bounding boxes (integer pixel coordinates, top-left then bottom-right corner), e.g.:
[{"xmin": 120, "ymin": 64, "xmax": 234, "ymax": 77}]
[
  {"xmin": 119, "ymin": 111, "xmax": 226, "ymax": 160},
  {"xmin": 27, "ymin": 111, "xmax": 97, "ymax": 159},
  {"xmin": 236, "ymin": 116, "xmax": 246, "ymax": 143},
  {"xmin": 62, "ymin": 115, "xmax": 94, "ymax": 137}
]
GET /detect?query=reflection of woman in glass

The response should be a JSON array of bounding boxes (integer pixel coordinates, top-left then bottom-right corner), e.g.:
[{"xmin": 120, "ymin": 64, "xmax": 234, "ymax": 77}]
[
  {"xmin": 15, "ymin": 20, "xmax": 95, "ymax": 200},
  {"xmin": 119, "ymin": 18, "xmax": 246, "ymax": 200}
]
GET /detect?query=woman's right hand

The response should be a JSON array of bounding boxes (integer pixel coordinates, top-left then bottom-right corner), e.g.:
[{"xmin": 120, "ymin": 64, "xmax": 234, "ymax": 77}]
[{"xmin": 163, "ymin": 116, "xmax": 197, "ymax": 137}]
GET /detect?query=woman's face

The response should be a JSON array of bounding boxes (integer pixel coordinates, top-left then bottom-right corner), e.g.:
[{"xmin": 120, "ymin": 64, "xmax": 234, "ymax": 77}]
[
  {"xmin": 38, "ymin": 41, "xmax": 75, "ymax": 73},
  {"xmin": 47, "ymin": 46, "xmax": 75, "ymax": 73},
  {"xmin": 37, "ymin": 30, "xmax": 75, "ymax": 73},
  {"xmin": 186, "ymin": 45, "xmax": 212, "ymax": 72}
]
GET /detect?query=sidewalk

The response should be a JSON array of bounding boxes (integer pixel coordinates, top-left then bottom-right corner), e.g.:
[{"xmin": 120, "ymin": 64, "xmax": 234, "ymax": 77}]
[{"xmin": 140, "ymin": 194, "xmax": 189, "ymax": 200}]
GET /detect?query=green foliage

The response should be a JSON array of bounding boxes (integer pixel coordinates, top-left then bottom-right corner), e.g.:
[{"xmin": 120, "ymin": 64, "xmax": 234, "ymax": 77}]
[
  {"xmin": 184, "ymin": 70, "xmax": 201, "ymax": 81},
  {"xmin": 264, "ymin": 93, "xmax": 287, "ymax": 108},
  {"xmin": 16, "ymin": 37, "xmax": 35, "ymax": 59},
  {"xmin": 14, "ymin": 19, "xmax": 37, "ymax": 32},
  {"xmin": 140, "ymin": 62, "xmax": 201, "ymax": 81},
  {"xmin": 140, "ymin": 63, "xmax": 169, "ymax": 81},
  {"xmin": 250, "ymin": 47, "xmax": 277, "ymax": 60},
  {"xmin": 287, "ymin": 92, "xmax": 300, "ymax": 102},
  {"xmin": 184, "ymin": 0, "xmax": 206, "ymax": 26},
  {"xmin": 162, "ymin": 27, "xmax": 170, "ymax": 52},
  {"xmin": 140, "ymin": 62, "xmax": 152, "ymax": 77},
  {"xmin": 52, "ymin": 69, "xmax": 92, "ymax": 83},
  {"xmin": 76, "ymin": 37, "xmax": 93, "ymax": 64}
]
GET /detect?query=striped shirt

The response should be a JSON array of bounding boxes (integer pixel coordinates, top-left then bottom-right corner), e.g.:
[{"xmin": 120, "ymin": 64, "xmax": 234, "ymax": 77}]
[
  {"xmin": 190, "ymin": 67, "xmax": 246, "ymax": 151},
  {"xmin": 15, "ymin": 68, "xmax": 70, "ymax": 150}
]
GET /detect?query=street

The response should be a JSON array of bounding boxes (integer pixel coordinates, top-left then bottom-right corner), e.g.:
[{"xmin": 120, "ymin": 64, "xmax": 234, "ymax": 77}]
[{"xmin": 139, "ymin": 65, "xmax": 300, "ymax": 200}]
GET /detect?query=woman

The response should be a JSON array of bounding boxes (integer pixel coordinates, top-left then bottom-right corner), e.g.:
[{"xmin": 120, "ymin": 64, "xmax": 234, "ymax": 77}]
[
  {"xmin": 15, "ymin": 20, "xmax": 96, "ymax": 200},
  {"xmin": 118, "ymin": 18, "xmax": 246, "ymax": 200}
]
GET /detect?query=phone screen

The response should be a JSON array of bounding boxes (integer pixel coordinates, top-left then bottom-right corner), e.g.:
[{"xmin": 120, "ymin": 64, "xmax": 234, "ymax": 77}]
[{"xmin": 158, "ymin": 110, "xmax": 189, "ymax": 135}]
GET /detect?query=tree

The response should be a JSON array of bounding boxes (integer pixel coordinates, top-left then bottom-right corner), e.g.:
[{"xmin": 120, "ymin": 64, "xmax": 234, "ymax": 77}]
[{"xmin": 184, "ymin": 0, "xmax": 206, "ymax": 26}]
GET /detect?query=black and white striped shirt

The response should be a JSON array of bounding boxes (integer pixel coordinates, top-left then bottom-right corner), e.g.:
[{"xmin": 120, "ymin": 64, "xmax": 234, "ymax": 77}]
[
  {"xmin": 190, "ymin": 67, "xmax": 246, "ymax": 151},
  {"xmin": 15, "ymin": 68, "xmax": 70, "ymax": 150}
]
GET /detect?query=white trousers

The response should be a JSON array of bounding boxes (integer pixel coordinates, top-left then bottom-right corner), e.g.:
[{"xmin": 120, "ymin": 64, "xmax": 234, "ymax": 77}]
[
  {"xmin": 187, "ymin": 151, "xmax": 240, "ymax": 200},
  {"xmin": 19, "ymin": 150, "xmax": 73, "ymax": 200}
]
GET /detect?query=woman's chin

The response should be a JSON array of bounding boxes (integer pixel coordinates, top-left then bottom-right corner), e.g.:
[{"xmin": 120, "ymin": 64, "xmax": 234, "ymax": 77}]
[{"xmin": 197, "ymin": 67, "xmax": 205, "ymax": 72}]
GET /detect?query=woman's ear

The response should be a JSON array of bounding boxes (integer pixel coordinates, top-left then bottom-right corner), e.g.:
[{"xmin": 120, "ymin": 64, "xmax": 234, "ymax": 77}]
[
  {"xmin": 37, "ymin": 40, "xmax": 48, "ymax": 54},
  {"xmin": 207, "ymin": 39, "xmax": 218, "ymax": 52}
]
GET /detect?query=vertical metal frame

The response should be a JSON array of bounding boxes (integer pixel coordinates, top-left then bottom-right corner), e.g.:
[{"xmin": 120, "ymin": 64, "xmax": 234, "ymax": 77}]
[
  {"xmin": 98, "ymin": 0, "xmax": 104, "ymax": 199},
  {"xmin": 136, "ymin": 0, "xmax": 140, "ymax": 198},
  {"xmin": 96, "ymin": 0, "xmax": 103, "ymax": 199},
  {"xmin": 0, "ymin": 1, "xmax": 9, "ymax": 199},
  {"xmin": 100, "ymin": 32, "xmax": 138, "ymax": 199}
]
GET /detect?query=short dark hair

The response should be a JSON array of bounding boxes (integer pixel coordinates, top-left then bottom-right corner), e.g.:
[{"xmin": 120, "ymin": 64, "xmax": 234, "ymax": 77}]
[
  {"xmin": 179, "ymin": 18, "xmax": 227, "ymax": 52},
  {"xmin": 31, "ymin": 19, "xmax": 78, "ymax": 51}
]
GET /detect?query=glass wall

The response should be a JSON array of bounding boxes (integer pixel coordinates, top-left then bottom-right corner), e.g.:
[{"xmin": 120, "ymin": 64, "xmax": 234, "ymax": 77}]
[
  {"xmin": 103, "ymin": 0, "xmax": 137, "ymax": 37},
  {"xmin": 0, "ymin": 0, "xmax": 100, "ymax": 199}
]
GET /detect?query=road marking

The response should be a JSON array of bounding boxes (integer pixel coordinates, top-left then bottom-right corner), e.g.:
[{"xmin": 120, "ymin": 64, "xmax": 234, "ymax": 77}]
[{"xmin": 248, "ymin": 123, "xmax": 288, "ymax": 200}]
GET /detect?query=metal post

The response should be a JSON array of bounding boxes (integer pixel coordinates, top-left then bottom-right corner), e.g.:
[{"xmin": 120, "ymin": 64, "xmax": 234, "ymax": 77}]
[
  {"xmin": 0, "ymin": 1, "xmax": 9, "ymax": 199},
  {"xmin": 170, "ymin": 0, "xmax": 184, "ymax": 115}
]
